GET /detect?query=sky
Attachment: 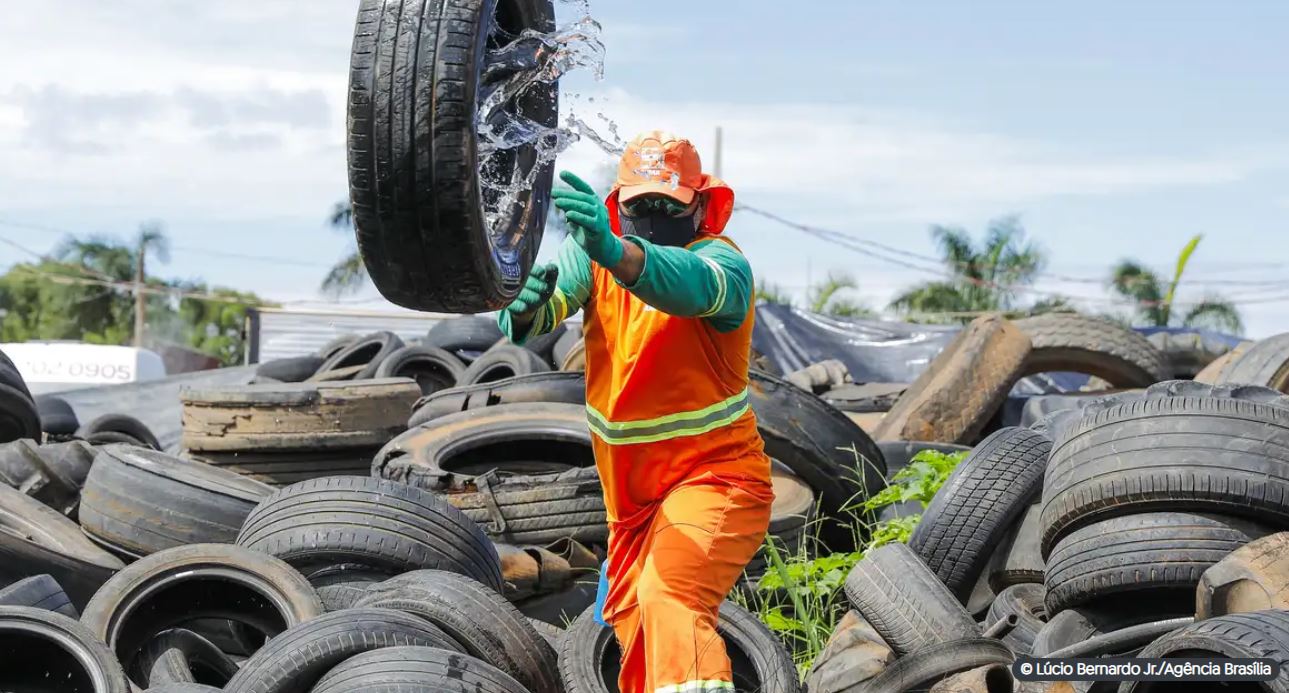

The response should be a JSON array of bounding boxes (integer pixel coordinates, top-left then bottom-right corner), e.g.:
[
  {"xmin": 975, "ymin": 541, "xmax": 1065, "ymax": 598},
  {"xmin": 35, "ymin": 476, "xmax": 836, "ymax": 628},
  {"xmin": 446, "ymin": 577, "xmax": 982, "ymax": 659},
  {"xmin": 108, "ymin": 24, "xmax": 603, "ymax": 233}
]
[{"xmin": 0, "ymin": 1, "xmax": 1285, "ymax": 336}]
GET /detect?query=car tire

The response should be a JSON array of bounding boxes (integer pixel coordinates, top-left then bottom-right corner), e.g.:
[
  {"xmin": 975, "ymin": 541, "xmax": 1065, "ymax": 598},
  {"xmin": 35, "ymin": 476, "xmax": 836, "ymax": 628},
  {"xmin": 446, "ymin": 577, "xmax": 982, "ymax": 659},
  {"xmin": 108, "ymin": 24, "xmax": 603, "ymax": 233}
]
[
  {"xmin": 407, "ymin": 371, "xmax": 587, "ymax": 427},
  {"xmin": 1197, "ymin": 532, "xmax": 1289, "ymax": 620},
  {"xmin": 0, "ymin": 574, "xmax": 77, "ymax": 617},
  {"xmin": 373, "ymin": 345, "xmax": 466, "ymax": 396},
  {"xmin": 310, "ymin": 646, "xmax": 531, "ymax": 693},
  {"xmin": 459, "ymin": 345, "xmax": 553, "ymax": 385},
  {"xmin": 1015, "ymin": 313, "xmax": 1169, "ymax": 387},
  {"xmin": 0, "ymin": 605, "xmax": 130, "ymax": 692}
]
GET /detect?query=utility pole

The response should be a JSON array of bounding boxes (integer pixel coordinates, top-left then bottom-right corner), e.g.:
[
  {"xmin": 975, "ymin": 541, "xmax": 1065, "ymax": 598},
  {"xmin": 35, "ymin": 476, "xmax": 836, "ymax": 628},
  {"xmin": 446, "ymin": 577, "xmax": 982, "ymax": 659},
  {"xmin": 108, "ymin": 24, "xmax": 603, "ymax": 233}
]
[
  {"xmin": 713, "ymin": 126, "xmax": 724, "ymax": 178},
  {"xmin": 133, "ymin": 241, "xmax": 146, "ymax": 347}
]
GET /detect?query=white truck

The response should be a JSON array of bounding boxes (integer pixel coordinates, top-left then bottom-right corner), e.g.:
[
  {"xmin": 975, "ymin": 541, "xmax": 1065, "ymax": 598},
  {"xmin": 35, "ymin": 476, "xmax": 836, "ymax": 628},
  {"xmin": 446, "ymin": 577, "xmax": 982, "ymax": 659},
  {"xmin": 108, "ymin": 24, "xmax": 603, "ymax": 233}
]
[{"xmin": 0, "ymin": 341, "xmax": 167, "ymax": 395}]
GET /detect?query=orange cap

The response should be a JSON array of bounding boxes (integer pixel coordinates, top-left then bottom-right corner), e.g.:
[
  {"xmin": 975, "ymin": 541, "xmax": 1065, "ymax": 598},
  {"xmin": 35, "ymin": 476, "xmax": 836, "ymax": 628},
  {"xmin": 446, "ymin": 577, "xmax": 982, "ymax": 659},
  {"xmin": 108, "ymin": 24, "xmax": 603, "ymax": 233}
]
[{"xmin": 608, "ymin": 130, "xmax": 736, "ymax": 235}]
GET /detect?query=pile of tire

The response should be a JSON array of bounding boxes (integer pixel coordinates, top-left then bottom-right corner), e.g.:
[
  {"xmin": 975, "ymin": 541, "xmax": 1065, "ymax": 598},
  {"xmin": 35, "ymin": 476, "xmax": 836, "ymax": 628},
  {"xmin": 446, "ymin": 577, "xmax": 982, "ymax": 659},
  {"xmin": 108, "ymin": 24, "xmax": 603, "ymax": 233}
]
[{"xmin": 822, "ymin": 326, "xmax": 1289, "ymax": 691}]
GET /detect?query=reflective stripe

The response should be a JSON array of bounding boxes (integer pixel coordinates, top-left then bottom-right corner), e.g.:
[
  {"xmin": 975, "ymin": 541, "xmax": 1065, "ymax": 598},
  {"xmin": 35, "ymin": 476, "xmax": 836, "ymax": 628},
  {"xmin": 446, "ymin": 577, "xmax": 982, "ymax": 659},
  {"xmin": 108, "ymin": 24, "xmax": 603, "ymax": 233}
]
[
  {"xmin": 654, "ymin": 680, "xmax": 735, "ymax": 693},
  {"xmin": 586, "ymin": 388, "xmax": 749, "ymax": 445},
  {"xmin": 696, "ymin": 255, "xmax": 727, "ymax": 318},
  {"xmin": 552, "ymin": 288, "xmax": 571, "ymax": 324}
]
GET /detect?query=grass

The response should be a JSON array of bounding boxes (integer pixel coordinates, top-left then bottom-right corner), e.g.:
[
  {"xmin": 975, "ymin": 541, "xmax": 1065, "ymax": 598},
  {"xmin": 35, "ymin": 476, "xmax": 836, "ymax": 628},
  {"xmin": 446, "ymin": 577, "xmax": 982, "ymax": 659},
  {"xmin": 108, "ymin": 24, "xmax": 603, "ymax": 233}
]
[{"xmin": 736, "ymin": 446, "xmax": 969, "ymax": 676}]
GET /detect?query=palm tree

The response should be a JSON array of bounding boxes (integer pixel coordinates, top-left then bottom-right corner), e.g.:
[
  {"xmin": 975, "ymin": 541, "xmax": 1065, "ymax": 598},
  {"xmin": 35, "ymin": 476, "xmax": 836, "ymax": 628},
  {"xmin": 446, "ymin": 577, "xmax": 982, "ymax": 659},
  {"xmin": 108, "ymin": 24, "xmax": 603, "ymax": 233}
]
[
  {"xmin": 1110, "ymin": 234, "xmax": 1242, "ymax": 334},
  {"xmin": 889, "ymin": 217, "xmax": 1045, "ymax": 322},
  {"xmin": 808, "ymin": 272, "xmax": 871, "ymax": 317},
  {"xmin": 322, "ymin": 201, "xmax": 368, "ymax": 296}
]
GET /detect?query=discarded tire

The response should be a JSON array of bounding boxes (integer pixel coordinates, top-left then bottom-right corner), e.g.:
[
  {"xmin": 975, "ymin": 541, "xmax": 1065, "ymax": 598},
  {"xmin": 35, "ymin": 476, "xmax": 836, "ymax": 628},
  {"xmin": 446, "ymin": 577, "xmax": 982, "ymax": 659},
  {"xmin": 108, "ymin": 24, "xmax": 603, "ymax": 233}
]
[
  {"xmin": 0, "ymin": 348, "xmax": 40, "ymax": 444},
  {"xmin": 408, "ymin": 371, "xmax": 586, "ymax": 427},
  {"xmin": 985, "ymin": 583, "xmax": 1046, "ymax": 655},
  {"xmin": 34, "ymin": 394, "xmax": 79, "ymax": 436},
  {"xmin": 987, "ymin": 502, "xmax": 1044, "ymax": 591},
  {"xmin": 79, "ymin": 446, "xmax": 273, "ymax": 557},
  {"xmin": 182, "ymin": 379, "xmax": 420, "ymax": 484},
  {"xmin": 133, "ymin": 628, "xmax": 240, "ymax": 689},
  {"xmin": 558, "ymin": 601, "xmax": 800, "ymax": 693},
  {"xmin": 1040, "ymin": 381, "xmax": 1289, "ymax": 554},
  {"xmin": 524, "ymin": 322, "xmax": 571, "ymax": 367},
  {"xmin": 874, "ymin": 314, "xmax": 1032, "ymax": 444},
  {"xmin": 354, "ymin": 570, "xmax": 560, "ymax": 693},
  {"xmin": 310, "ymin": 646, "xmax": 531, "ymax": 693},
  {"xmin": 223, "ymin": 608, "xmax": 461, "ymax": 693},
  {"xmin": 910, "ymin": 427, "xmax": 1050, "ymax": 602},
  {"xmin": 373, "ymin": 345, "xmax": 465, "ymax": 395},
  {"xmin": 749, "ymin": 370, "xmax": 886, "ymax": 550},
  {"xmin": 254, "ymin": 355, "xmax": 325, "ymax": 383},
  {"xmin": 1218, "ymin": 331, "xmax": 1289, "ymax": 392},
  {"xmin": 852, "ymin": 638, "xmax": 1013, "ymax": 693},
  {"xmin": 147, "ymin": 684, "xmax": 223, "ymax": 693},
  {"xmin": 844, "ymin": 543, "xmax": 981, "ymax": 655},
  {"xmin": 80, "ymin": 544, "xmax": 323, "ymax": 669},
  {"xmin": 1149, "ymin": 329, "xmax": 1241, "ymax": 380},
  {"xmin": 560, "ymin": 338, "xmax": 587, "ymax": 371},
  {"xmin": 0, "ymin": 605, "xmax": 130, "ymax": 693},
  {"xmin": 236, "ymin": 476, "xmax": 503, "ymax": 592},
  {"xmin": 1044, "ymin": 512, "xmax": 1269, "ymax": 614},
  {"xmin": 425, "ymin": 317, "xmax": 507, "ymax": 356},
  {"xmin": 377, "ymin": 402, "xmax": 593, "ymax": 490},
  {"xmin": 312, "ymin": 331, "xmax": 405, "ymax": 381},
  {"xmin": 1015, "ymin": 313, "xmax": 1169, "ymax": 387},
  {"xmin": 346, "ymin": 0, "xmax": 557, "ymax": 313},
  {"xmin": 745, "ymin": 462, "xmax": 817, "ymax": 579},
  {"xmin": 1127, "ymin": 610, "xmax": 1289, "ymax": 692},
  {"xmin": 439, "ymin": 467, "xmax": 607, "ymax": 545},
  {"xmin": 0, "ymin": 483, "xmax": 124, "ymax": 608},
  {"xmin": 1197, "ymin": 532, "xmax": 1289, "ymax": 620},
  {"xmin": 460, "ymin": 345, "xmax": 553, "ymax": 385},
  {"xmin": 1030, "ymin": 605, "xmax": 1188, "ymax": 658},
  {"xmin": 0, "ymin": 574, "xmax": 77, "ymax": 617},
  {"xmin": 77, "ymin": 413, "xmax": 163, "ymax": 450},
  {"xmin": 0, "ymin": 438, "xmax": 96, "ymax": 515}
]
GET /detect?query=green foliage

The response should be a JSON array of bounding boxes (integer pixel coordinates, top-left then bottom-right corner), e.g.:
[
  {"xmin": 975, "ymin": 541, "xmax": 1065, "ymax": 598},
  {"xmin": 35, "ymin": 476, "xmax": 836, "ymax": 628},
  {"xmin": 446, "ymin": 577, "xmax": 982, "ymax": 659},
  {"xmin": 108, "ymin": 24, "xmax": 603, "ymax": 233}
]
[
  {"xmin": 756, "ymin": 281, "xmax": 794, "ymax": 306},
  {"xmin": 1109, "ymin": 235, "xmax": 1243, "ymax": 335},
  {"xmin": 890, "ymin": 217, "xmax": 1046, "ymax": 322},
  {"xmin": 740, "ymin": 448, "xmax": 969, "ymax": 675},
  {"xmin": 808, "ymin": 271, "xmax": 872, "ymax": 318}
]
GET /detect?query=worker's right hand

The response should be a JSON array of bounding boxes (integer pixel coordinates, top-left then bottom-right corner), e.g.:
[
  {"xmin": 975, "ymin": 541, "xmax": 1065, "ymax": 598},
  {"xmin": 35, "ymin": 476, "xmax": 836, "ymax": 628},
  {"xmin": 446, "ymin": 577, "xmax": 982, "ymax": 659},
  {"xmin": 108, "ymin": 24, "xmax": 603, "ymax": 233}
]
[
  {"xmin": 552, "ymin": 171, "xmax": 624, "ymax": 268},
  {"xmin": 505, "ymin": 262, "xmax": 560, "ymax": 325}
]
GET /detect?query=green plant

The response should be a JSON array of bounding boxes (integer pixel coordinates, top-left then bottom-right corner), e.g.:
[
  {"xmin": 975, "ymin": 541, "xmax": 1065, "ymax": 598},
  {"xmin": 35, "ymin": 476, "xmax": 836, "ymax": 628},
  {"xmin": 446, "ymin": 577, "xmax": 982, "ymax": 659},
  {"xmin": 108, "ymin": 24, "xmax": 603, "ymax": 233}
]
[
  {"xmin": 739, "ymin": 447, "xmax": 969, "ymax": 675},
  {"xmin": 1109, "ymin": 234, "xmax": 1243, "ymax": 335}
]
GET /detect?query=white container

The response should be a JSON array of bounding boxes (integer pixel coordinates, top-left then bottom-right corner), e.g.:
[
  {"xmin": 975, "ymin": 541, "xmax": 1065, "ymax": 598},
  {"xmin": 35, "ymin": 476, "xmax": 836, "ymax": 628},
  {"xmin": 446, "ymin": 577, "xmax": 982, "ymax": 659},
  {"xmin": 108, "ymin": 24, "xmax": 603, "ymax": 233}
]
[{"xmin": 1, "ymin": 341, "xmax": 167, "ymax": 395}]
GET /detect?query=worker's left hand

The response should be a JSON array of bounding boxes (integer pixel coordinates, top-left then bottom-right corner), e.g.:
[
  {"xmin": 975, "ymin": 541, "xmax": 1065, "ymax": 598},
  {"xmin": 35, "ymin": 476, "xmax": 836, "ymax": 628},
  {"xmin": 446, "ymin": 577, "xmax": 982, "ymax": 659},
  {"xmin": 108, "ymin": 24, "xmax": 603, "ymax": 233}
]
[
  {"xmin": 552, "ymin": 171, "xmax": 623, "ymax": 268},
  {"xmin": 504, "ymin": 262, "xmax": 560, "ymax": 325}
]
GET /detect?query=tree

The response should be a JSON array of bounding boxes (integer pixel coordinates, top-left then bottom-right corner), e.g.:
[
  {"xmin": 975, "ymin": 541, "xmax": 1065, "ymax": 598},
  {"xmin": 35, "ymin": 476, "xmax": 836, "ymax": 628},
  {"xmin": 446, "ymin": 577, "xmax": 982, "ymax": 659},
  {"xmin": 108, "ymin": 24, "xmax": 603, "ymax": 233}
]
[
  {"xmin": 322, "ymin": 201, "xmax": 368, "ymax": 296},
  {"xmin": 132, "ymin": 222, "xmax": 170, "ymax": 346},
  {"xmin": 889, "ymin": 217, "xmax": 1046, "ymax": 323},
  {"xmin": 808, "ymin": 272, "xmax": 872, "ymax": 317},
  {"xmin": 1109, "ymin": 234, "xmax": 1243, "ymax": 335},
  {"xmin": 178, "ymin": 285, "xmax": 266, "ymax": 366}
]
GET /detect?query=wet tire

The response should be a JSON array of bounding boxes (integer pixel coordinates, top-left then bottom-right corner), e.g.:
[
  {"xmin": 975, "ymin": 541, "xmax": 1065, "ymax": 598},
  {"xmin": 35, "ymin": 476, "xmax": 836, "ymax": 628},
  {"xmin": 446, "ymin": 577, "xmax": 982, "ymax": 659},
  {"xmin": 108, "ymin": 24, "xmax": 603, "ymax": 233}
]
[
  {"xmin": 312, "ymin": 331, "xmax": 405, "ymax": 381},
  {"xmin": 354, "ymin": 570, "xmax": 559, "ymax": 693},
  {"xmin": 0, "ymin": 348, "xmax": 40, "ymax": 444},
  {"xmin": 0, "ymin": 438, "xmax": 96, "ymax": 516},
  {"xmin": 236, "ymin": 476, "xmax": 503, "ymax": 592},
  {"xmin": 1126, "ymin": 610, "xmax": 1289, "ymax": 693},
  {"xmin": 346, "ymin": 0, "xmax": 558, "ymax": 313},
  {"xmin": 558, "ymin": 601, "xmax": 801, "ymax": 693},
  {"xmin": 254, "ymin": 356, "xmax": 325, "ymax": 383},
  {"xmin": 874, "ymin": 314, "xmax": 1032, "ymax": 444},
  {"xmin": 843, "ymin": 543, "xmax": 981, "ymax": 655},
  {"xmin": 133, "ymin": 628, "xmax": 240, "ymax": 689},
  {"xmin": 408, "ymin": 371, "xmax": 586, "ymax": 427},
  {"xmin": 1044, "ymin": 512, "xmax": 1269, "ymax": 614},
  {"xmin": 749, "ymin": 370, "xmax": 886, "ymax": 550},
  {"xmin": 77, "ymin": 413, "xmax": 162, "ymax": 450},
  {"xmin": 985, "ymin": 583, "xmax": 1046, "ymax": 655},
  {"xmin": 0, "ymin": 483, "xmax": 124, "ymax": 609},
  {"xmin": 909, "ymin": 427, "xmax": 1050, "ymax": 602},
  {"xmin": 80, "ymin": 544, "xmax": 323, "ymax": 670},
  {"xmin": 0, "ymin": 605, "xmax": 130, "ymax": 693},
  {"xmin": 1196, "ymin": 532, "xmax": 1289, "ymax": 619},
  {"xmin": 0, "ymin": 574, "xmax": 77, "ymax": 617},
  {"xmin": 1040, "ymin": 381, "xmax": 1289, "ymax": 554},
  {"xmin": 1016, "ymin": 313, "xmax": 1169, "ymax": 387},
  {"xmin": 853, "ymin": 638, "xmax": 1013, "ymax": 693},
  {"xmin": 377, "ymin": 402, "xmax": 593, "ymax": 491},
  {"xmin": 310, "ymin": 646, "xmax": 531, "ymax": 693},
  {"xmin": 374, "ymin": 345, "xmax": 465, "ymax": 395},
  {"xmin": 459, "ymin": 345, "xmax": 552, "ymax": 385},
  {"xmin": 1217, "ymin": 331, "xmax": 1289, "ymax": 392},
  {"xmin": 78, "ymin": 446, "xmax": 273, "ymax": 557},
  {"xmin": 222, "ymin": 608, "xmax": 461, "ymax": 693}
]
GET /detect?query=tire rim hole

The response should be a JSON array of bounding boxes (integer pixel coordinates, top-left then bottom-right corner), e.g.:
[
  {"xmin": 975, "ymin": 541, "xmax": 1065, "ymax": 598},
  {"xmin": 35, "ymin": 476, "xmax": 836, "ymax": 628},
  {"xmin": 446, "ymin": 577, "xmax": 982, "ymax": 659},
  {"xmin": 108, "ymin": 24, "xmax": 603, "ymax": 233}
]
[{"xmin": 0, "ymin": 632, "xmax": 95, "ymax": 692}]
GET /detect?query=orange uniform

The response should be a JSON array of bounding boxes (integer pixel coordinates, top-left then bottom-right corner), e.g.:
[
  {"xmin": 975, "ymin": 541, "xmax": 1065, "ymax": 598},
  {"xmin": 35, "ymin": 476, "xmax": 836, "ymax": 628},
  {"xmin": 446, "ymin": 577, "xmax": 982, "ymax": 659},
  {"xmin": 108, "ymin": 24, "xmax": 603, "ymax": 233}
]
[{"xmin": 501, "ymin": 132, "xmax": 773, "ymax": 693}]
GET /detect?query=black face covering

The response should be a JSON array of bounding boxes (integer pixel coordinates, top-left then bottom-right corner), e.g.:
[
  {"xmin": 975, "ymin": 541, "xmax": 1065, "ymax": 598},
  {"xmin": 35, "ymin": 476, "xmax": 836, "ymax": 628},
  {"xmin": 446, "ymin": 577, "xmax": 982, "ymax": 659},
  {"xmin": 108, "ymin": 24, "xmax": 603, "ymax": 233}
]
[{"xmin": 619, "ymin": 209, "xmax": 701, "ymax": 247}]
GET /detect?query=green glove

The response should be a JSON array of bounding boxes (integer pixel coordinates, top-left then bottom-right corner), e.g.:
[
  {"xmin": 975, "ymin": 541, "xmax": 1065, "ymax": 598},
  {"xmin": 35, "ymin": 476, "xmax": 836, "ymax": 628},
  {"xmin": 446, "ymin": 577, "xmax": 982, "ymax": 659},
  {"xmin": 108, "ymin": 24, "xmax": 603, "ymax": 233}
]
[
  {"xmin": 551, "ymin": 170, "xmax": 624, "ymax": 268},
  {"xmin": 506, "ymin": 262, "xmax": 560, "ymax": 325}
]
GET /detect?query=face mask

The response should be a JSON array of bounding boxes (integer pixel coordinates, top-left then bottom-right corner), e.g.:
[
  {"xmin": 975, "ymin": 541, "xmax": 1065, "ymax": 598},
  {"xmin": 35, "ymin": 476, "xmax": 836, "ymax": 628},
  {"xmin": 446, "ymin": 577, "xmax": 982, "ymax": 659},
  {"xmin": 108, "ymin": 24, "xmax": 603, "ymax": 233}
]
[{"xmin": 619, "ymin": 197, "xmax": 703, "ymax": 247}]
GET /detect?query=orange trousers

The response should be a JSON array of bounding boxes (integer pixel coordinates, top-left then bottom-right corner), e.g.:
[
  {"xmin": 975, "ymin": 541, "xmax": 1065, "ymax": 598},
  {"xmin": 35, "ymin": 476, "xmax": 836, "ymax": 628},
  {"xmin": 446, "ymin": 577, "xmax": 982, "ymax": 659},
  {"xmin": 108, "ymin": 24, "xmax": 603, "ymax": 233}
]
[{"xmin": 602, "ymin": 471, "xmax": 773, "ymax": 693}]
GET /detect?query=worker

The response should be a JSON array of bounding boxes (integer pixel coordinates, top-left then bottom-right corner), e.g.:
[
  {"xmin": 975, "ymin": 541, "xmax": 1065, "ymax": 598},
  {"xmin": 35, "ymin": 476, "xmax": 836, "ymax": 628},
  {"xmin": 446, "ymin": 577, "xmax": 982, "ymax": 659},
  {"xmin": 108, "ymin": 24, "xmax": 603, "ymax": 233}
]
[{"xmin": 498, "ymin": 131, "xmax": 773, "ymax": 693}]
